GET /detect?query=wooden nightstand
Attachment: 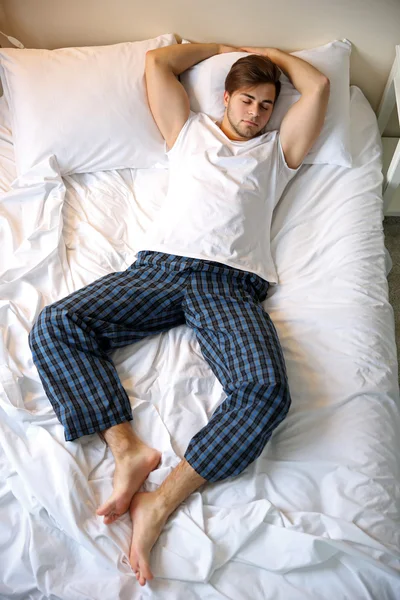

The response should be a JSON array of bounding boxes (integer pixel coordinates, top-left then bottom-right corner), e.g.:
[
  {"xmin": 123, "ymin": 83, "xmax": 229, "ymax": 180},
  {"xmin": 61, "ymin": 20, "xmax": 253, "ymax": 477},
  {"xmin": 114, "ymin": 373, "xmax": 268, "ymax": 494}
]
[{"xmin": 377, "ymin": 45, "xmax": 400, "ymax": 216}]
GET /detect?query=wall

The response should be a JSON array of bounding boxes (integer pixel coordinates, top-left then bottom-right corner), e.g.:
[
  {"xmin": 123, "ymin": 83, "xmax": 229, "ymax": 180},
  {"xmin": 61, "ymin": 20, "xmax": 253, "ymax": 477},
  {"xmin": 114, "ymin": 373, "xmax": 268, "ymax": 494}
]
[{"xmin": 0, "ymin": 0, "xmax": 399, "ymax": 136}]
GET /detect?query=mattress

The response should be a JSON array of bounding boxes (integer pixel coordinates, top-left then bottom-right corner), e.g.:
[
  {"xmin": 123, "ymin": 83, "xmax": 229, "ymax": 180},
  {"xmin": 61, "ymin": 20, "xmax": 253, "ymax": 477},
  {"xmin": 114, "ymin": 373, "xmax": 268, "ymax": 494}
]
[{"xmin": 0, "ymin": 85, "xmax": 399, "ymax": 600}]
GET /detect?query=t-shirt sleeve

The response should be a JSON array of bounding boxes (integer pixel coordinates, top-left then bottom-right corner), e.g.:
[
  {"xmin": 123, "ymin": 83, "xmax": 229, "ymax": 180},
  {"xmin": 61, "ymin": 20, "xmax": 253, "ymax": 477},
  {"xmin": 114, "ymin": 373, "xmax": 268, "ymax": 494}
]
[
  {"xmin": 273, "ymin": 130, "xmax": 303, "ymax": 207},
  {"xmin": 164, "ymin": 110, "xmax": 197, "ymax": 156},
  {"xmin": 276, "ymin": 130, "xmax": 303, "ymax": 177}
]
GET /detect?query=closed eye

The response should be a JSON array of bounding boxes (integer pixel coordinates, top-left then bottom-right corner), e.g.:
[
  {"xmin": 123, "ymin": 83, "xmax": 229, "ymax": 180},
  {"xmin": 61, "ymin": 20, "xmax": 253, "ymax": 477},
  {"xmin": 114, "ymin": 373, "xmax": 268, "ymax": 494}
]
[{"xmin": 242, "ymin": 100, "xmax": 268, "ymax": 110}]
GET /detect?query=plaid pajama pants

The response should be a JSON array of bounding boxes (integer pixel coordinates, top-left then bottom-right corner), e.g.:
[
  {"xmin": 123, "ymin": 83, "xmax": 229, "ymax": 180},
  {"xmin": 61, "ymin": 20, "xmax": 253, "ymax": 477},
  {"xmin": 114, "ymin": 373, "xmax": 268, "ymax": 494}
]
[{"xmin": 29, "ymin": 251, "xmax": 291, "ymax": 482}]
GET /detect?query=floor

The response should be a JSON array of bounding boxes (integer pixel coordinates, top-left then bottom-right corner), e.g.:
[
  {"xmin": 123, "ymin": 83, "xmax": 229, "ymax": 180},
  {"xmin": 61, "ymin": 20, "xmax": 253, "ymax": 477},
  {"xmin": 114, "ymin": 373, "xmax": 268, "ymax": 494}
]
[{"xmin": 383, "ymin": 216, "xmax": 400, "ymax": 384}]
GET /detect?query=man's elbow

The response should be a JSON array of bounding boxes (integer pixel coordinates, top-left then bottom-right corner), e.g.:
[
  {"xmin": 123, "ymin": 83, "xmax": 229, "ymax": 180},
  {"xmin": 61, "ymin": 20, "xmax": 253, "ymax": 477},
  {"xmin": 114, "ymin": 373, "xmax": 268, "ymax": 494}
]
[
  {"xmin": 304, "ymin": 77, "xmax": 329, "ymax": 97},
  {"xmin": 310, "ymin": 77, "xmax": 330, "ymax": 98},
  {"xmin": 145, "ymin": 49, "xmax": 161, "ymax": 63},
  {"xmin": 318, "ymin": 76, "xmax": 330, "ymax": 90}
]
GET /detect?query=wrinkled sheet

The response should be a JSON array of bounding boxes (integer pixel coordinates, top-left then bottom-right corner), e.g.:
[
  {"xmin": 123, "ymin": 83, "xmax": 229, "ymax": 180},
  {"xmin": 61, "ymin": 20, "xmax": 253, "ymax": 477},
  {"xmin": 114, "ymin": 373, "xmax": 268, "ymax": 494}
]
[{"xmin": 0, "ymin": 86, "xmax": 400, "ymax": 600}]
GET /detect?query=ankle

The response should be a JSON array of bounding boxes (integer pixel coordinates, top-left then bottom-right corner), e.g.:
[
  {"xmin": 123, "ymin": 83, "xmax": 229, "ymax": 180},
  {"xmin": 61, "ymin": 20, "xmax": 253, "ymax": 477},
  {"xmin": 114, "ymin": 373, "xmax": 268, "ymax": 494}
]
[
  {"xmin": 102, "ymin": 422, "xmax": 147, "ymax": 459},
  {"xmin": 153, "ymin": 459, "xmax": 207, "ymax": 518},
  {"xmin": 153, "ymin": 488, "xmax": 176, "ymax": 521},
  {"xmin": 112, "ymin": 441, "xmax": 142, "ymax": 460}
]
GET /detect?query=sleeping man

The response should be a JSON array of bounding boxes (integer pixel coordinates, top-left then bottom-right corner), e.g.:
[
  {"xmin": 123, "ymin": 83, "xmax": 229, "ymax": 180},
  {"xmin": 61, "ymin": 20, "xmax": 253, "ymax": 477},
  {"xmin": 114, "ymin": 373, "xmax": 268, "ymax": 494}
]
[{"xmin": 28, "ymin": 41, "xmax": 329, "ymax": 586}]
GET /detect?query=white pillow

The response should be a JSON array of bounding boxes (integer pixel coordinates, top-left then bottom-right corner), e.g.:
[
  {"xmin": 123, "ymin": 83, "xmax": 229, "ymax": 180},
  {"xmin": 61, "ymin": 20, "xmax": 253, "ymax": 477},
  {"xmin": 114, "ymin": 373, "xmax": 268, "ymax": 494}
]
[
  {"xmin": 180, "ymin": 39, "xmax": 352, "ymax": 168},
  {"xmin": 0, "ymin": 33, "xmax": 177, "ymax": 176}
]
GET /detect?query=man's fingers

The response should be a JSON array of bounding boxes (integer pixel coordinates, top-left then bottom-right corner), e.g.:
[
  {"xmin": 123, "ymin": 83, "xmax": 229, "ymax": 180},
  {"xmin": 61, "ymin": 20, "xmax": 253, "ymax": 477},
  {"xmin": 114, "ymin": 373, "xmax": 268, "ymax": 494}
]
[
  {"xmin": 240, "ymin": 47, "xmax": 273, "ymax": 58},
  {"xmin": 219, "ymin": 44, "xmax": 241, "ymax": 54}
]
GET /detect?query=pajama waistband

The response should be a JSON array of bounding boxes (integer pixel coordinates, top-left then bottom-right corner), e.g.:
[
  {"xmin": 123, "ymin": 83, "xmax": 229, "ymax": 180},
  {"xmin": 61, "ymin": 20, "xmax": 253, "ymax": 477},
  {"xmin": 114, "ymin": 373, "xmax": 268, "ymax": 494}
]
[
  {"xmin": 136, "ymin": 250, "xmax": 264, "ymax": 277},
  {"xmin": 135, "ymin": 250, "xmax": 270, "ymax": 297}
]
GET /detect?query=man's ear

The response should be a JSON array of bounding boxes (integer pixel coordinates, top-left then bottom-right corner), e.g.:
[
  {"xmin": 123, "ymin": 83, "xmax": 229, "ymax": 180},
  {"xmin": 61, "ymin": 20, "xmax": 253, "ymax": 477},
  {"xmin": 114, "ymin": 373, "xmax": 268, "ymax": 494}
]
[{"xmin": 223, "ymin": 90, "xmax": 230, "ymax": 107}]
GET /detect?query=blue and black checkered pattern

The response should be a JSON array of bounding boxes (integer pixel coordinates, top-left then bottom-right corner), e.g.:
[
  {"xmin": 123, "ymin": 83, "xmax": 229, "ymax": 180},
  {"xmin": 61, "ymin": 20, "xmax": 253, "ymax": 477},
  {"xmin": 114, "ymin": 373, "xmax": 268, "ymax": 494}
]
[{"xmin": 29, "ymin": 251, "xmax": 291, "ymax": 482}]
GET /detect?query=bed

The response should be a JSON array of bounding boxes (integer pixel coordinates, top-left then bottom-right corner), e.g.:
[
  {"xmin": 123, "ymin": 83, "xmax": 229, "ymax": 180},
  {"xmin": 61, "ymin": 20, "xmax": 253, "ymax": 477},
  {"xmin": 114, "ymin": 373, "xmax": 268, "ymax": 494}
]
[{"xmin": 0, "ymin": 33, "xmax": 399, "ymax": 600}]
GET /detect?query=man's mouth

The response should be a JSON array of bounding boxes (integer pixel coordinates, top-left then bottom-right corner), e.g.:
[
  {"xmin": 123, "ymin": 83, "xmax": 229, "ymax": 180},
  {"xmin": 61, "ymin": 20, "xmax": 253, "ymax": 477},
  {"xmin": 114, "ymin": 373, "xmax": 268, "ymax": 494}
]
[{"xmin": 244, "ymin": 121, "xmax": 257, "ymax": 126}]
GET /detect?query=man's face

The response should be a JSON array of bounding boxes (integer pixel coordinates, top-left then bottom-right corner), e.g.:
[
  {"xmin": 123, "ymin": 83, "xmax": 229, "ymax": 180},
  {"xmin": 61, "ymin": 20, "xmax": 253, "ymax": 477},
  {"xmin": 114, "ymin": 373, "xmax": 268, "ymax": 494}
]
[{"xmin": 221, "ymin": 83, "xmax": 276, "ymax": 141}]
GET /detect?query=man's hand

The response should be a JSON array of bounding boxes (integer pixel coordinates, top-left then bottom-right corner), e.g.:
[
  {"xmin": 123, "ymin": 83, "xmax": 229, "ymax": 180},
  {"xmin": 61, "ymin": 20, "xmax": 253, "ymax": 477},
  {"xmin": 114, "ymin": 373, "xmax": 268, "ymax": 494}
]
[
  {"xmin": 218, "ymin": 44, "xmax": 242, "ymax": 54},
  {"xmin": 217, "ymin": 45, "xmax": 276, "ymax": 57},
  {"xmin": 239, "ymin": 46, "xmax": 276, "ymax": 58}
]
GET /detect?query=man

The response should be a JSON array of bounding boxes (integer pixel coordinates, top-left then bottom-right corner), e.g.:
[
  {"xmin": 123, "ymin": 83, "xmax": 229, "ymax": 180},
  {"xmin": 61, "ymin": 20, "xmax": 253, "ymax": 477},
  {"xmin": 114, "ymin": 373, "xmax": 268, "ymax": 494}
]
[{"xmin": 29, "ymin": 40, "xmax": 329, "ymax": 587}]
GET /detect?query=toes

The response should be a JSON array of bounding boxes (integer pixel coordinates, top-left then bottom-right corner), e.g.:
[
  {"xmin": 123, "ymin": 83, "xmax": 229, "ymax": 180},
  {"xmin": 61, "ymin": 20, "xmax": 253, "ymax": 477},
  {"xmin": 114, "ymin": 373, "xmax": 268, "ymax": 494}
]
[
  {"xmin": 130, "ymin": 550, "xmax": 153, "ymax": 586},
  {"xmin": 139, "ymin": 557, "xmax": 153, "ymax": 583},
  {"xmin": 130, "ymin": 548, "xmax": 139, "ymax": 573},
  {"xmin": 103, "ymin": 512, "xmax": 120, "ymax": 525},
  {"xmin": 136, "ymin": 567, "xmax": 148, "ymax": 587},
  {"xmin": 96, "ymin": 499, "xmax": 115, "ymax": 517}
]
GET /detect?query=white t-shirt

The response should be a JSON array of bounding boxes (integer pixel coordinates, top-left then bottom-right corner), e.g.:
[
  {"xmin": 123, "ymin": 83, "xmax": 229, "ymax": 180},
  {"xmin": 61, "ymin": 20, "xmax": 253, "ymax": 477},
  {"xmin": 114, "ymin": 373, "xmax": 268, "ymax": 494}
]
[{"xmin": 139, "ymin": 110, "xmax": 301, "ymax": 284}]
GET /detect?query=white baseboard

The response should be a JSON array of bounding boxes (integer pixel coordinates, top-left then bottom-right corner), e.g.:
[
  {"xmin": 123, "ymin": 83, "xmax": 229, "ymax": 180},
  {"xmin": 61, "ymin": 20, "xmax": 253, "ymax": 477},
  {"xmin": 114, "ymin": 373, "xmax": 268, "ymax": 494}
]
[{"xmin": 382, "ymin": 137, "xmax": 400, "ymax": 214}]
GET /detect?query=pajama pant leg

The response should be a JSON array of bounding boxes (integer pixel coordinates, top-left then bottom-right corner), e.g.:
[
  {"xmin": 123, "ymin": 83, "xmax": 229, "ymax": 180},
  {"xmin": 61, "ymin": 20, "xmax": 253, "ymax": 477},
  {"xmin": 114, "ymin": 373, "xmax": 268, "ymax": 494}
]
[
  {"xmin": 182, "ymin": 264, "xmax": 292, "ymax": 483},
  {"xmin": 28, "ymin": 252, "xmax": 187, "ymax": 441}
]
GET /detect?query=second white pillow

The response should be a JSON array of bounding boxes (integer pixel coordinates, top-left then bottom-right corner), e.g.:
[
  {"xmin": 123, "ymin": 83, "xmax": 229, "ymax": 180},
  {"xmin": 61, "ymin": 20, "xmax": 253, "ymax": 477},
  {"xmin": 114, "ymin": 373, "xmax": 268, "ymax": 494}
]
[{"xmin": 180, "ymin": 39, "xmax": 352, "ymax": 168}]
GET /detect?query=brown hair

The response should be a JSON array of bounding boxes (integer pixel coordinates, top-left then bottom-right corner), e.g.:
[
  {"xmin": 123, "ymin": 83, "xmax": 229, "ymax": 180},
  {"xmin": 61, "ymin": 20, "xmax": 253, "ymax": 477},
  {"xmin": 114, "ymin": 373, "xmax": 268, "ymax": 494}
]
[{"xmin": 224, "ymin": 55, "xmax": 281, "ymax": 105}]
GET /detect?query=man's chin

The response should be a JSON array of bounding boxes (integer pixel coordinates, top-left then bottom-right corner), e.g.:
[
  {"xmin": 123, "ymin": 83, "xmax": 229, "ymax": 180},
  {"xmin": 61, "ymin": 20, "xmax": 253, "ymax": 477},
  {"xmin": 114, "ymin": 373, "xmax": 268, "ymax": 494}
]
[
  {"xmin": 239, "ymin": 126, "xmax": 257, "ymax": 138},
  {"xmin": 241, "ymin": 123, "xmax": 266, "ymax": 138},
  {"xmin": 243, "ymin": 129, "xmax": 263, "ymax": 140}
]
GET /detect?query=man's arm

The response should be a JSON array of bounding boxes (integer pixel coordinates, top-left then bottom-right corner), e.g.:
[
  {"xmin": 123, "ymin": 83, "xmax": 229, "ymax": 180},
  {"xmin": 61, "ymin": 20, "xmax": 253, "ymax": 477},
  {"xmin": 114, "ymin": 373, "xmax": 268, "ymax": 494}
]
[
  {"xmin": 147, "ymin": 42, "xmax": 239, "ymax": 76},
  {"xmin": 241, "ymin": 46, "xmax": 330, "ymax": 169},
  {"xmin": 145, "ymin": 42, "xmax": 239, "ymax": 150},
  {"xmin": 240, "ymin": 46, "xmax": 328, "ymax": 93}
]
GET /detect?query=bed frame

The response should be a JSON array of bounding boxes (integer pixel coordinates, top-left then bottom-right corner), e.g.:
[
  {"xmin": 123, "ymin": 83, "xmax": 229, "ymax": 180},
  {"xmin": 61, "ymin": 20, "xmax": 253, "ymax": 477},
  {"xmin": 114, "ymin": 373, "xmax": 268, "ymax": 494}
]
[{"xmin": 377, "ymin": 45, "xmax": 400, "ymax": 216}]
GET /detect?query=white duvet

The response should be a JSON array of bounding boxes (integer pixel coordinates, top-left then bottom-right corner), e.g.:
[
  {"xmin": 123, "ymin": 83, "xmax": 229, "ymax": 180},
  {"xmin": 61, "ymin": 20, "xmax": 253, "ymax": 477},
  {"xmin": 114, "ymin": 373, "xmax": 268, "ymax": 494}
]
[{"xmin": 0, "ymin": 86, "xmax": 399, "ymax": 600}]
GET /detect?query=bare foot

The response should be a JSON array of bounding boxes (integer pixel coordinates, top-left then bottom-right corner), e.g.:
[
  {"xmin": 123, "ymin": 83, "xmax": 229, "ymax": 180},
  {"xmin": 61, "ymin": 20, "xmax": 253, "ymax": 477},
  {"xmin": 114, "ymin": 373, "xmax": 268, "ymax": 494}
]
[
  {"xmin": 96, "ymin": 446, "xmax": 161, "ymax": 525},
  {"xmin": 129, "ymin": 491, "xmax": 169, "ymax": 586}
]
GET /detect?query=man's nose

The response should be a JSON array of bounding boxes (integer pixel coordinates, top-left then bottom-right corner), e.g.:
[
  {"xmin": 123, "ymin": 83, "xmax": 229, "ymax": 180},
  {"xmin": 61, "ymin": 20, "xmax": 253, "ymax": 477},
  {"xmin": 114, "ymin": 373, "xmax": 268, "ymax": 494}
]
[{"xmin": 248, "ymin": 105, "xmax": 260, "ymax": 117}]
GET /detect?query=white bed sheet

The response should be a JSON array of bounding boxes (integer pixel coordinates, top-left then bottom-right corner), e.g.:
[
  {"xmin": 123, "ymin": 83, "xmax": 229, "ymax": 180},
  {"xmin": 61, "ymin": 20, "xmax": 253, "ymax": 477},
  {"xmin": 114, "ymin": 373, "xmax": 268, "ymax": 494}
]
[{"xmin": 0, "ymin": 86, "xmax": 399, "ymax": 600}]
